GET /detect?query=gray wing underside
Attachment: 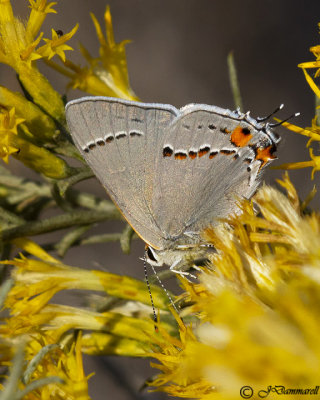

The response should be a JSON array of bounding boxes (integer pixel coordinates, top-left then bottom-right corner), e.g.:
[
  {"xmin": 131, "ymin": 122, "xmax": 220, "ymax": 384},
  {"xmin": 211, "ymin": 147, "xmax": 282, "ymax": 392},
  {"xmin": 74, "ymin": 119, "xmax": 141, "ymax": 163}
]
[
  {"xmin": 66, "ymin": 97, "xmax": 178, "ymax": 249},
  {"xmin": 152, "ymin": 108, "xmax": 262, "ymax": 243},
  {"xmin": 66, "ymin": 98, "xmax": 266, "ymax": 250}
]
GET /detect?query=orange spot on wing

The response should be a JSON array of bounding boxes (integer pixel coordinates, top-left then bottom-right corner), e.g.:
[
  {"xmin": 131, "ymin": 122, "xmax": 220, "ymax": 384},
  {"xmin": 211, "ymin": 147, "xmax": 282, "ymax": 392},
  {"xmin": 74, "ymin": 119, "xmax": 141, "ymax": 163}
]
[
  {"xmin": 209, "ymin": 151, "xmax": 218, "ymax": 159},
  {"xmin": 175, "ymin": 153, "xmax": 187, "ymax": 160},
  {"xmin": 189, "ymin": 151, "xmax": 197, "ymax": 159},
  {"xmin": 220, "ymin": 149, "xmax": 236, "ymax": 155},
  {"xmin": 198, "ymin": 148, "xmax": 210, "ymax": 157},
  {"xmin": 255, "ymin": 145, "xmax": 276, "ymax": 168},
  {"xmin": 230, "ymin": 126, "xmax": 252, "ymax": 147}
]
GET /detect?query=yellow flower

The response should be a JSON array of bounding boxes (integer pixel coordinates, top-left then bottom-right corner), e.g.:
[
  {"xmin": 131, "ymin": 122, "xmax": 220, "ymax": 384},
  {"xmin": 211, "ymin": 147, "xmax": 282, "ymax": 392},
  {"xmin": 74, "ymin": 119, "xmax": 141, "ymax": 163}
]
[
  {"xmin": 37, "ymin": 25, "xmax": 79, "ymax": 62},
  {"xmin": 0, "ymin": 0, "xmax": 77, "ymax": 121},
  {"xmin": 275, "ymin": 116, "xmax": 320, "ymax": 145},
  {"xmin": 298, "ymin": 66, "xmax": 320, "ymax": 99},
  {"xmin": 1, "ymin": 238, "xmax": 175, "ymax": 354},
  {"xmin": 1, "ymin": 333, "xmax": 91, "ymax": 400},
  {"xmin": 26, "ymin": 0, "xmax": 57, "ymax": 40},
  {"xmin": 0, "ymin": 238, "xmax": 179, "ymax": 397},
  {"xmin": 0, "ymin": 86, "xmax": 59, "ymax": 141},
  {"xmin": 0, "ymin": 1, "xmax": 80, "ymax": 174},
  {"xmin": 0, "ymin": 104, "xmax": 70, "ymax": 177},
  {"xmin": 274, "ymin": 23, "xmax": 320, "ymax": 178},
  {"xmin": 275, "ymin": 147, "xmax": 320, "ymax": 179},
  {"xmin": 0, "ymin": 108, "xmax": 24, "ymax": 163},
  {"xmin": 29, "ymin": 332, "xmax": 92, "ymax": 400},
  {"xmin": 149, "ymin": 314, "xmax": 213, "ymax": 398},
  {"xmin": 149, "ymin": 176, "xmax": 320, "ymax": 399},
  {"xmin": 46, "ymin": 6, "xmax": 138, "ymax": 100},
  {"xmin": 298, "ymin": 23, "xmax": 320, "ymax": 97},
  {"xmin": 273, "ymin": 117, "xmax": 320, "ymax": 179}
]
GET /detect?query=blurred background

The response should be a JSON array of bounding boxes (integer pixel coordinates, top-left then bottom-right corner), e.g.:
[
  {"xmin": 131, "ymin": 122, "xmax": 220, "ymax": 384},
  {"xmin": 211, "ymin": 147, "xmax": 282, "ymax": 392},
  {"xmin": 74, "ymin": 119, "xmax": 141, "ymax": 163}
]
[{"xmin": 1, "ymin": 1, "xmax": 320, "ymax": 399}]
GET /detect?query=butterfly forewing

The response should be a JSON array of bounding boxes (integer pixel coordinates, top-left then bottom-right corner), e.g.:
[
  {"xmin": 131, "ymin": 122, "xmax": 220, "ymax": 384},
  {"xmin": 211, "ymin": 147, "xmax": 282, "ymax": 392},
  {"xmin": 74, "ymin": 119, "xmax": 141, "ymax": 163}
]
[{"xmin": 66, "ymin": 97, "xmax": 178, "ymax": 249}]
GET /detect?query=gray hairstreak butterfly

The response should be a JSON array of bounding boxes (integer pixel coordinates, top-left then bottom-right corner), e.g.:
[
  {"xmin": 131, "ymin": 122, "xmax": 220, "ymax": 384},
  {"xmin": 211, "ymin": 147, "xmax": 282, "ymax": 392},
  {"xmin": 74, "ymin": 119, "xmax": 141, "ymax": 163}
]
[{"xmin": 65, "ymin": 96, "xmax": 280, "ymax": 274}]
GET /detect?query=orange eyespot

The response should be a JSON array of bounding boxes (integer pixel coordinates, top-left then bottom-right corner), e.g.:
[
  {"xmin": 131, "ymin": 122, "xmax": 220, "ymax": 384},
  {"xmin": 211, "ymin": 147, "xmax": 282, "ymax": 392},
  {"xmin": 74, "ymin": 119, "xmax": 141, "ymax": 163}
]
[
  {"xmin": 198, "ymin": 147, "xmax": 210, "ymax": 157},
  {"xmin": 189, "ymin": 151, "xmax": 197, "ymax": 159},
  {"xmin": 230, "ymin": 126, "xmax": 252, "ymax": 147},
  {"xmin": 175, "ymin": 152, "xmax": 187, "ymax": 160},
  {"xmin": 209, "ymin": 151, "xmax": 218, "ymax": 159},
  {"xmin": 254, "ymin": 145, "xmax": 276, "ymax": 167}
]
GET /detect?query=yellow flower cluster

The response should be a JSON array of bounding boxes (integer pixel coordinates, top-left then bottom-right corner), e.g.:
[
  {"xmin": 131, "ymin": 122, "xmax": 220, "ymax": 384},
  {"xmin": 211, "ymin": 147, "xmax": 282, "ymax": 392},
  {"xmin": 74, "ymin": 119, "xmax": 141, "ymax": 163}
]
[
  {"xmin": 0, "ymin": 333, "xmax": 91, "ymax": 400},
  {"xmin": 0, "ymin": 0, "xmax": 75, "ymax": 176},
  {"xmin": 1, "ymin": 1, "xmax": 320, "ymax": 399},
  {"xmin": 45, "ymin": 6, "xmax": 138, "ymax": 100},
  {"xmin": 275, "ymin": 22, "xmax": 320, "ymax": 178},
  {"xmin": 0, "ymin": 1, "xmax": 142, "ymax": 397},
  {"xmin": 149, "ymin": 175, "xmax": 320, "ymax": 398},
  {"xmin": 0, "ymin": 108, "xmax": 24, "ymax": 163},
  {"xmin": 0, "ymin": 238, "xmax": 173, "ymax": 398},
  {"xmin": 0, "ymin": 0, "xmax": 137, "ymax": 174}
]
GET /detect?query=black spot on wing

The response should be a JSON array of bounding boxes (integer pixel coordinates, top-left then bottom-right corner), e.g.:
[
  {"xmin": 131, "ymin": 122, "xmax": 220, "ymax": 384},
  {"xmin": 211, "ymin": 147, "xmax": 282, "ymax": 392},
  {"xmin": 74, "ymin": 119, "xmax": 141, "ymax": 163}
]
[
  {"xmin": 163, "ymin": 146, "xmax": 173, "ymax": 157},
  {"xmin": 129, "ymin": 130, "xmax": 143, "ymax": 137}
]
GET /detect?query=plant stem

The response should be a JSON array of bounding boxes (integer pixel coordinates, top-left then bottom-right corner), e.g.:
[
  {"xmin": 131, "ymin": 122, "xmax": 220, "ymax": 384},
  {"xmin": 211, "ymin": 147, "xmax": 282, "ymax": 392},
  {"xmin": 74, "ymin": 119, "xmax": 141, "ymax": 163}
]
[
  {"xmin": 227, "ymin": 51, "xmax": 243, "ymax": 111},
  {"xmin": 1, "ymin": 209, "xmax": 122, "ymax": 242}
]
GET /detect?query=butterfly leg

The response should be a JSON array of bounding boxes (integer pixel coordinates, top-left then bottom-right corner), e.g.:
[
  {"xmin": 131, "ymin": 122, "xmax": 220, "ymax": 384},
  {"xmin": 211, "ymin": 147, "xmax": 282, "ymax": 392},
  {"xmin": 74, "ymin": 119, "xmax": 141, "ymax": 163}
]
[{"xmin": 169, "ymin": 259, "xmax": 197, "ymax": 280}]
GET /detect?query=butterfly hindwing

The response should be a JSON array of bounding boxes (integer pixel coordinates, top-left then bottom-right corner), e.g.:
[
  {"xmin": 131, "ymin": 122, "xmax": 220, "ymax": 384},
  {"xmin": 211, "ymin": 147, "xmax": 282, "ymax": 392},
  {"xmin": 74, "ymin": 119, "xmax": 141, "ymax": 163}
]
[{"xmin": 152, "ymin": 105, "xmax": 274, "ymax": 244}]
